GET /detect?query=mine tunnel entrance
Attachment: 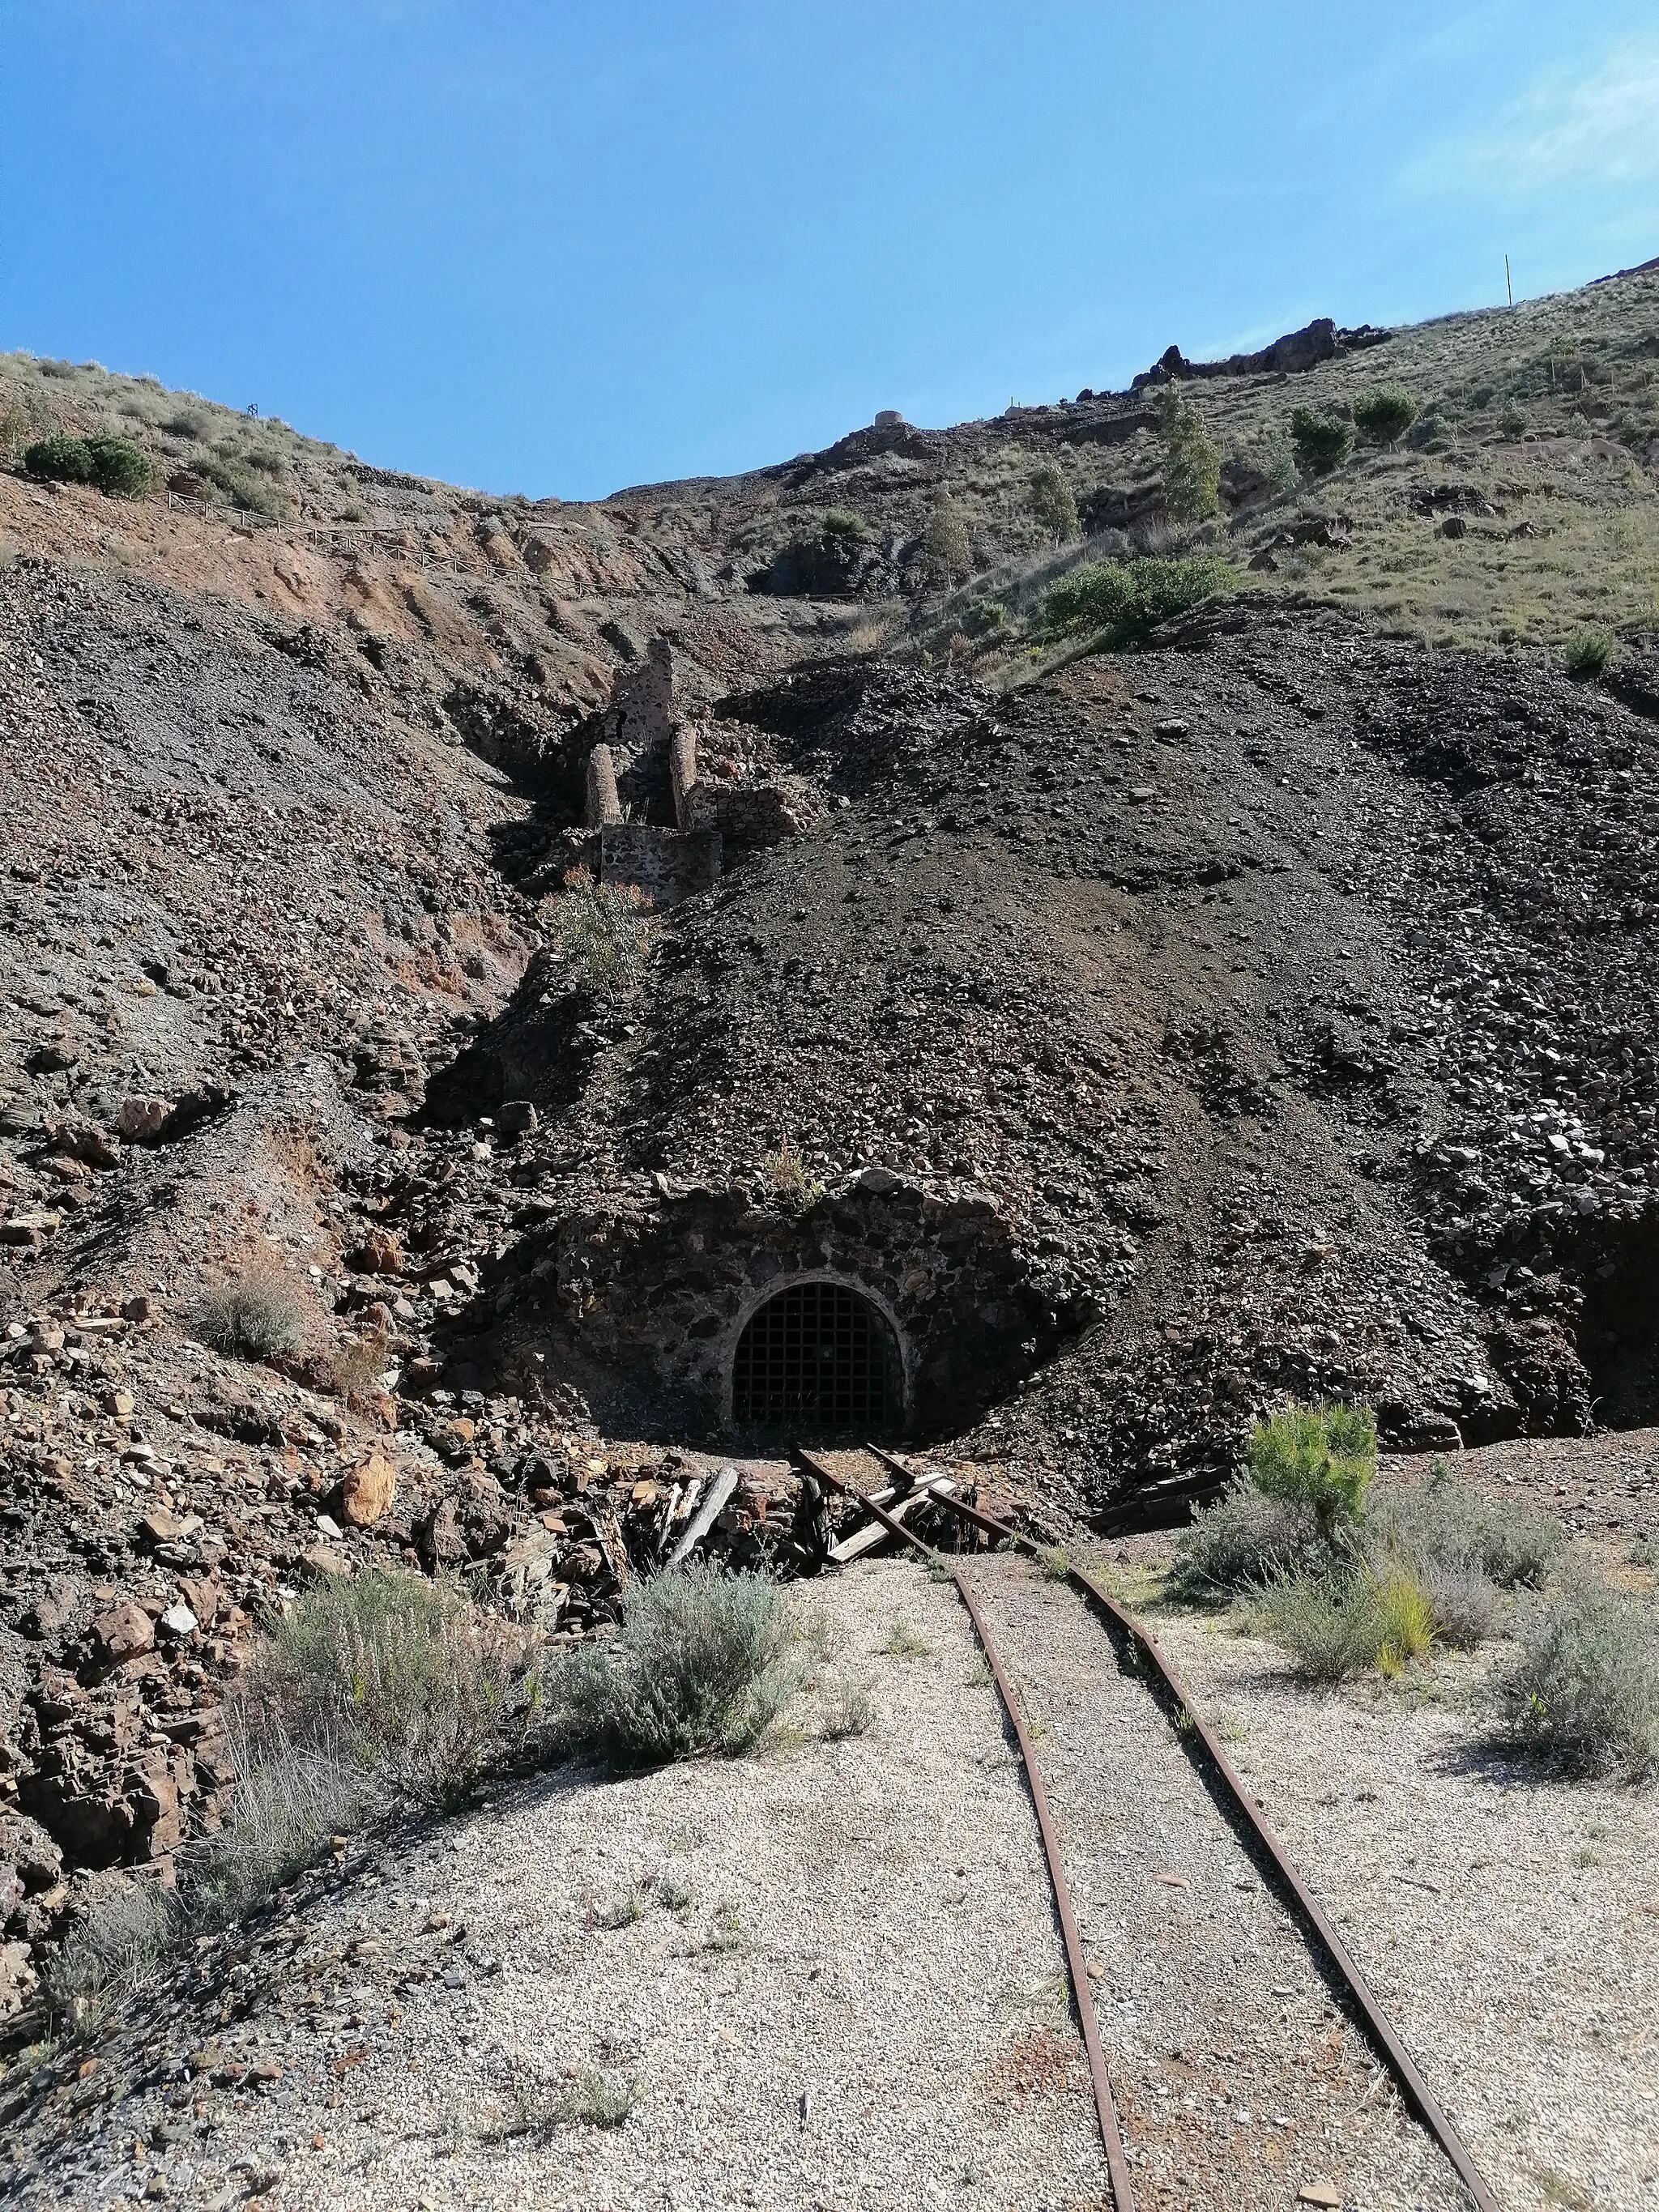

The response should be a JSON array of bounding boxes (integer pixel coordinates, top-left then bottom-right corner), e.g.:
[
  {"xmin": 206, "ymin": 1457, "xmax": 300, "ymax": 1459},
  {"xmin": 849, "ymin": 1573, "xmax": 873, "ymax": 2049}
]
[
  {"xmin": 1576, "ymin": 1213, "xmax": 1659, "ymax": 1427},
  {"xmin": 731, "ymin": 1281, "xmax": 902, "ymax": 1438}
]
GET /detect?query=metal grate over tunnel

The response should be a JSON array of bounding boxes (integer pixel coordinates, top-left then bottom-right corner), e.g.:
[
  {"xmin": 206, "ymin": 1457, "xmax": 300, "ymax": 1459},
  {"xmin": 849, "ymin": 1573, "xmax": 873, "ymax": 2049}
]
[{"xmin": 731, "ymin": 1281, "xmax": 900, "ymax": 1435}]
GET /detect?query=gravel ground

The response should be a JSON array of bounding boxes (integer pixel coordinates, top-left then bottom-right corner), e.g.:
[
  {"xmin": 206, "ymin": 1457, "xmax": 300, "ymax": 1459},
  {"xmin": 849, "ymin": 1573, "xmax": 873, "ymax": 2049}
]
[
  {"xmin": 1387, "ymin": 1430, "xmax": 1659, "ymax": 1549},
  {"xmin": 1150, "ymin": 1605, "xmax": 1659, "ymax": 2212},
  {"xmin": 5, "ymin": 1561, "xmax": 1108, "ymax": 2212},
  {"xmin": 962, "ymin": 1554, "xmax": 1472, "ymax": 2212}
]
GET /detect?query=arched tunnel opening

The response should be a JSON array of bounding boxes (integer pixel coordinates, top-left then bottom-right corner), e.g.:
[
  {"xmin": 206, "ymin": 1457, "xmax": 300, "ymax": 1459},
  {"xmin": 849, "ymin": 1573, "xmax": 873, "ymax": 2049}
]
[{"xmin": 730, "ymin": 1280, "xmax": 903, "ymax": 1439}]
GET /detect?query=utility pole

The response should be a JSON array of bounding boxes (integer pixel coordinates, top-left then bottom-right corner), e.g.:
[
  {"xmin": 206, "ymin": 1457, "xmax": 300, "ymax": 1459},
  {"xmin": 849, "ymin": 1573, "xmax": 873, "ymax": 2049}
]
[{"xmin": 1505, "ymin": 254, "xmax": 1513, "ymax": 309}]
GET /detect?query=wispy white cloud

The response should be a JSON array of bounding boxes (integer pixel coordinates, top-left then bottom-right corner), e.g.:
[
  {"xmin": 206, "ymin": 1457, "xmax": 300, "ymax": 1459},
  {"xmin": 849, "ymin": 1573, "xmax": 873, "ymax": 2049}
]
[{"xmin": 1407, "ymin": 37, "xmax": 1659, "ymax": 196}]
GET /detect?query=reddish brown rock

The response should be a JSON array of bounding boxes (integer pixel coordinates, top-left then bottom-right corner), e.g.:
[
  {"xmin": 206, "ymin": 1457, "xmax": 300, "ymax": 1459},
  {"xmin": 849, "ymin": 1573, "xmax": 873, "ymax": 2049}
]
[
  {"xmin": 341, "ymin": 1449, "xmax": 397, "ymax": 1527},
  {"xmin": 115, "ymin": 1096, "xmax": 168, "ymax": 1143},
  {"xmin": 348, "ymin": 1228, "xmax": 404, "ymax": 1276},
  {"xmin": 92, "ymin": 1602, "xmax": 155, "ymax": 1663}
]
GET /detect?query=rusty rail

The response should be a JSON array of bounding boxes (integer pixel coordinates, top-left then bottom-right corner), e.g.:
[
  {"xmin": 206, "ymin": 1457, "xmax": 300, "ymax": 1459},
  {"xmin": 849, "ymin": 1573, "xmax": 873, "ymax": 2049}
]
[
  {"xmin": 791, "ymin": 1446, "xmax": 1137, "ymax": 2210},
  {"xmin": 842, "ymin": 1444, "xmax": 1503, "ymax": 2212}
]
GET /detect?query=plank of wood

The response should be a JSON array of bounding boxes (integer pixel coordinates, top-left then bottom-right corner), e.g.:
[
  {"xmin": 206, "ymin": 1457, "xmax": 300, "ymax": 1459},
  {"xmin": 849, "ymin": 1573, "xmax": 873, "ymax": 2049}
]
[
  {"xmin": 827, "ymin": 1477, "xmax": 955, "ymax": 1564},
  {"xmin": 667, "ymin": 1466, "xmax": 740, "ymax": 1566}
]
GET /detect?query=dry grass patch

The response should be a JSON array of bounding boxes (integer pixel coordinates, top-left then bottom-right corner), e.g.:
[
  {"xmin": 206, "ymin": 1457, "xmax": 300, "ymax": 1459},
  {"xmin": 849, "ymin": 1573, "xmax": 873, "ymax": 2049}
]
[
  {"xmin": 1499, "ymin": 1568, "xmax": 1659, "ymax": 1781},
  {"xmin": 195, "ymin": 1257, "xmax": 309, "ymax": 1362},
  {"xmin": 549, "ymin": 1562, "xmax": 800, "ymax": 1769}
]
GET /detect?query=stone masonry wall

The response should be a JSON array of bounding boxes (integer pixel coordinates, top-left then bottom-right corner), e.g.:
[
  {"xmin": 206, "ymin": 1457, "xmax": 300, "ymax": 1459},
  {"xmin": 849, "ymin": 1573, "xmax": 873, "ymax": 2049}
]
[{"xmin": 480, "ymin": 1171, "xmax": 1051, "ymax": 1440}]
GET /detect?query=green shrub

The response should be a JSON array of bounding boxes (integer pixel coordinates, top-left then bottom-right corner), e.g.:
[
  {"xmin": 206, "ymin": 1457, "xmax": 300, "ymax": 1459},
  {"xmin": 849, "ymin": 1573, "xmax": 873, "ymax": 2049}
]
[
  {"xmin": 245, "ymin": 1566, "xmax": 540, "ymax": 1809},
  {"xmin": 197, "ymin": 453, "xmax": 289, "ymax": 521},
  {"xmin": 1254, "ymin": 1562, "xmax": 1431, "ymax": 1682},
  {"xmin": 1563, "ymin": 627, "xmax": 1615, "ymax": 679},
  {"xmin": 1028, "ymin": 462, "xmax": 1080, "ymax": 543},
  {"xmin": 196, "ymin": 1261, "xmax": 309, "ymax": 1362},
  {"xmin": 821, "ymin": 505, "xmax": 867, "ymax": 539},
  {"xmin": 23, "ymin": 431, "xmax": 154, "ymax": 495},
  {"xmin": 1043, "ymin": 553, "xmax": 1236, "ymax": 646},
  {"xmin": 1168, "ymin": 1479, "xmax": 1322, "ymax": 1599},
  {"xmin": 551, "ymin": 1562, "xmax": 797, "ymax": 1769},
  {"xmin": 924, "ymin": 492, "xmax": 972, "ymax": 582},
  {"xmin": 1499, "ymin": 1571, "xmax": 1659, "ymax": 1779},
  {"xmin": 1413, "ymin": 1557, "xmax": 1503, "ymax": 1648},
  {"xmin": 762, "ymin": 1137, "xmax": 824, "ymax": 1215},
  {"xmin": 1363, "ymin": 1461, "xmax": 1561, "ymax": 1589},
  {"xmin": 1289, "ymin": 407, "xmax": 1355, "ymax": 478},
  {"xmin": 23, "ymin": 433, "xmax": 93, "ymax": 484},
  {"xmin": 1247, "ymin": 1400, "xmax": 1375, "ymax": 1541},
  {"xmin": 555, "ymin": 866, "xmax": 655, "ymax": 996},
  {"xmin": 1351, "ymin": 386, "xmax": 1419, "ymax": 445},
  {"xmin": 84, "ymin": 435, "xmax": 154, "ymax": 497},
  {"xmin": 1158, "ymin": 387, "xmax": 1221, "ymax": 522},
  {"xmin": 1496, "ymin": 401, "xmax": 1529, "ymax": 439}
]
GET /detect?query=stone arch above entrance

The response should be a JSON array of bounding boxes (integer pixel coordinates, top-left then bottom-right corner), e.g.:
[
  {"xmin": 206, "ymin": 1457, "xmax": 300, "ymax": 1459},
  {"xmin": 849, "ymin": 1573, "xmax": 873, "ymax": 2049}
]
[{"xmin": 729, "ymin": 1276, "xmax": 904, "ymax": 1437}]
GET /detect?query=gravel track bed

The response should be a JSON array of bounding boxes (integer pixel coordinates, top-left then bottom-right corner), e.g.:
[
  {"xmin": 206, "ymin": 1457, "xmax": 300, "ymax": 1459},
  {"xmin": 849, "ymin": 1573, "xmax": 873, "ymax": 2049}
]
[
  {"xmin": 1154, "ymin": 1609, "xmax": 1659, "ymax": 2212},
  {"xmin": 961, "ymin": 1554, "xmax": 1470, "ymax": 2212},
  {"xmin": 11, "ymin": 1562, "xmax": 1107, "ymax": 2212}
]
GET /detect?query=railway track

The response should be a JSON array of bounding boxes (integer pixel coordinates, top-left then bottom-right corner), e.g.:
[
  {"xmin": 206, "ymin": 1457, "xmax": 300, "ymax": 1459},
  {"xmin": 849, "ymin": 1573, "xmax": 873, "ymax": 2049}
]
[{"xmin": 792, "ymin": 1442, "xmax": 1501, "ymax": 2212}]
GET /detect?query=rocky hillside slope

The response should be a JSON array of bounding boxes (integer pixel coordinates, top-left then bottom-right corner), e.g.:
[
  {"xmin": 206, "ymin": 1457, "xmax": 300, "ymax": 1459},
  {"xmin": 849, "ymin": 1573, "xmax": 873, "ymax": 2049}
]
[{"xmin": 2, "ymin": 259, "xmax": 1658, "ymax": 2005}]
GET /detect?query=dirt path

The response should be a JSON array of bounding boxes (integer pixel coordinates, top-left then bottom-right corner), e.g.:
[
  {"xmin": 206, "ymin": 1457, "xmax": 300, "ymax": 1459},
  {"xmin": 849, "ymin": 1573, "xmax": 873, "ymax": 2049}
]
[
  {"xmin": 4, "ymin": 1562, "xmax": 1108, "ymax": 2212},
  {"xmin": 959, "ymin": 1553, "xmax": 1469, "ymax": 2212},
  {"xmin": 1154, "ymin": 1606, "xmax": 1659, "ymax": 2212}
]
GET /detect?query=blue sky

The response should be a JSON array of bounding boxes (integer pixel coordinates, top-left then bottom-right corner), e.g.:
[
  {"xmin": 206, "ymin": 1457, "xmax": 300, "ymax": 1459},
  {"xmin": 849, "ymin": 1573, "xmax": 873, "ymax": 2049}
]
[{"xmin": 3, "ymin": 2, "xmax": 1657, "ymax": 500}]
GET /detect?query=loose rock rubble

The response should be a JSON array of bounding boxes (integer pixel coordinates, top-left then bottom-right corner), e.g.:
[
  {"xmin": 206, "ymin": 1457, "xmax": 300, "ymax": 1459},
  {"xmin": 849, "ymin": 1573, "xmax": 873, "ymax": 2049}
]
[{"xmin": 4, "ymin": 272, "xmax": 1659, "ymax": 2039}]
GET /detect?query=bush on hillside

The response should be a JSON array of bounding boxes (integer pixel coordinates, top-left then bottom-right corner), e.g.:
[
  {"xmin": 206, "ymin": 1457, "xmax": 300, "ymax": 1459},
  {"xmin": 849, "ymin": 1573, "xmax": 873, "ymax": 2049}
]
[
  {"xmin": 24, "ymin": 433, "xmax": 154, "ymax": 496},
  {"xmin": 1028, "ymin": 462, "xmax": 1080, "ymax": 543},
  {"xmin": 1563, "ymin": 627, "xmax": 1615, "ymax": 679},
  {"xmin": 84, "ymin": 435, "xmax": 155, "ymax": 497},
  {"xmin": 1158, "ymin": 386, "xmax": 1221, "ymax": 522},
  {"xmin": 924, "ymin": 492, "xmax": 973, "ymax": 582},
  {"xmin": 1043, "ymin": 553, "xmax": 1235, "ymax": 647},
  {"xmin": 1499, "ymin": 1569, "xmax": 1659, "ymax": 1779},
  {"xmin": 242, "ymin": 1566, "xmax": 541, "ymax": 1809},
  {"xmin": 23, "ymin": 433, "xmax": 94, "ymax": 484},
  {"xmin": 555, "ymin": 866, "xmax": 655, "ymax": 996},
  {"xmin": 197, "ymin": 453, "xmax": 289, "ymax": 520},
  {"xmin": 1168, "ymin": 1479, "xmax": 1323, "ymax": 1598},
  {"xmin": 1351, "ymin": 386, "xmax": 1419, "ymax": 445},
  {"xmin": 1289, "ymin": 407, "xmax": 1355, "ymax": 478},
  {"xmin": 196, "ymin": 1260, "xmax": 309, "ymax": 1362},
  {"xmin": 1248, "ymin": 1400, "xmax": 1375, "ymax": 1541},
  {"xmin": 551, "ymin": 1562, "xmax": 797, "ymax": 1769}
]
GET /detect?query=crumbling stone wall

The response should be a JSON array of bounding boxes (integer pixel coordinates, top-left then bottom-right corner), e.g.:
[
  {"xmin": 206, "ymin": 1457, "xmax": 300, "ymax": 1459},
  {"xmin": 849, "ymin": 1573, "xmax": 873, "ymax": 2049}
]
[
  {"xmin": 481, "ymin": 1171, "xmax": 1051, "ymax": 1439},
  {"xmin": 601, "ymin": 633, "xmax": 675, "ymax": 760},
  {"xmin": 599, "ymin": 822, "xmax": 721, "ymax": 907},
  {"xmin": 584, "ymin": 744, "xmax": 623, "ymax": 829}
]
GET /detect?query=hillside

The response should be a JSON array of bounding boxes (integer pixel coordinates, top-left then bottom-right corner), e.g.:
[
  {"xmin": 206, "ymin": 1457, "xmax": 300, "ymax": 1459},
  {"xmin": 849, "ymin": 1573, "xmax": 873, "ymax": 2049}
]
[{"xmin": 2, "ymin": 258, "xmax": 1659, "ymax": 2023}]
